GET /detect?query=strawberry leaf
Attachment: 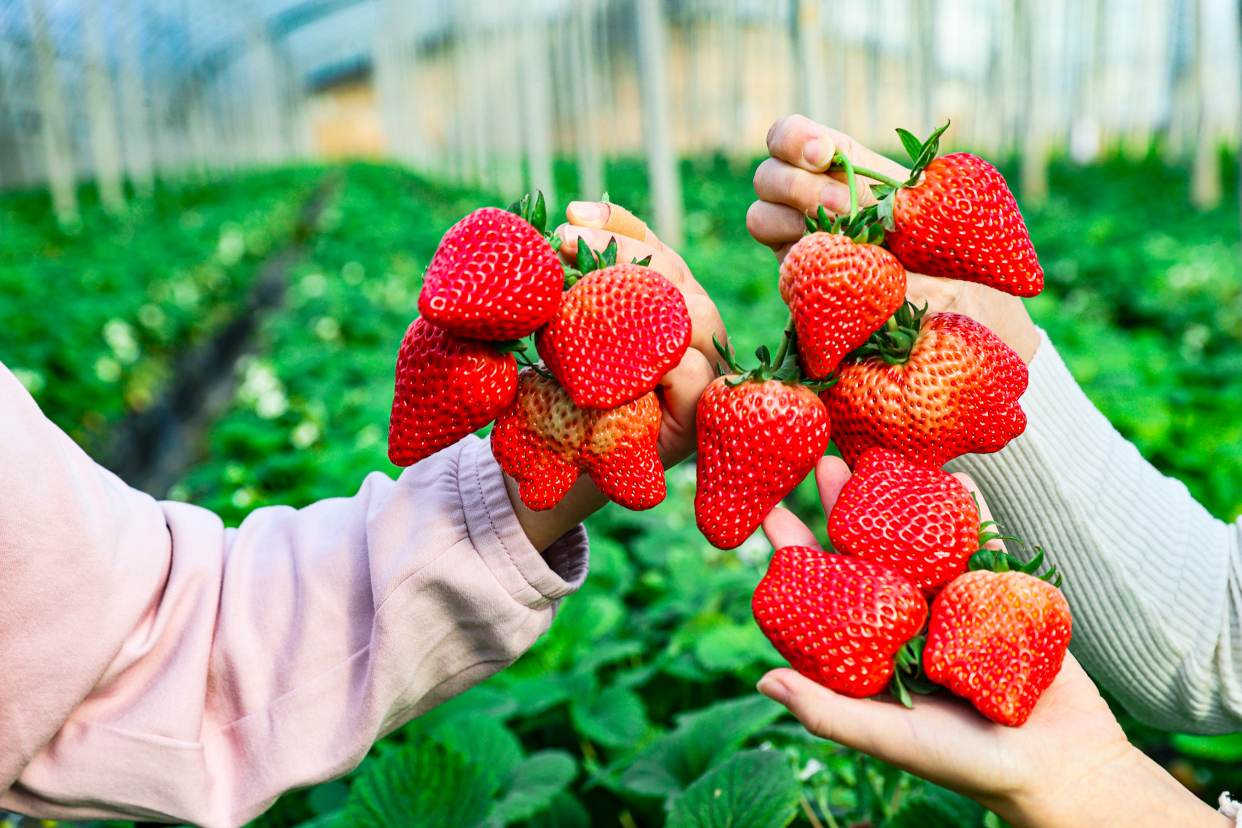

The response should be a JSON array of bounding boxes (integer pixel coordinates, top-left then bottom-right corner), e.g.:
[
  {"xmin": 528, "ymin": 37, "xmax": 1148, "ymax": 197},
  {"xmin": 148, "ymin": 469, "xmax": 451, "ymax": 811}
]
[
  {"xmin": 883, "ymin": 785, "xmax": 988, "ymax": 828},
  {"xmin": 531, "ymin": 190, "xmax": 548, "ymax": 234},
  {"xmin": 877, "ymin": 193, "xmax": 897, "ymax": 232},
  {"xmin": 896, "ymin": 127, "xmax": 924, "ymax": 163},
  {"xmin": 665, "ymin": 750, "xmax": 800, "ymax": 828}
]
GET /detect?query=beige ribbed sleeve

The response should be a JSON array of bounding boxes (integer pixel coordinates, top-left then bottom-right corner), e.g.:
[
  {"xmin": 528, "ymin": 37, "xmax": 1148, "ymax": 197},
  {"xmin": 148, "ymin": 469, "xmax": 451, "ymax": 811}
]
[{"xmin": 948, "ymin": 329, "xmax": 1242, "ymax": 735}]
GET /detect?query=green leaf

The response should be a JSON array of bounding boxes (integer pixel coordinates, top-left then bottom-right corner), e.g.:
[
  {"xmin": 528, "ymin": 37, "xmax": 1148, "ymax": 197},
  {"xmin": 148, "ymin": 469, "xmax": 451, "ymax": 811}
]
[
  {"xmin": 526, "ymin": 792, "xmax": 592, "ymax": 828},
  {"xmin": 430, "ymin": 716, "xmax": 524, "ymax": 790},
  {"xmin": 1170, "ymin": 732, "xmax": 1242, "ymax": 762},
  {"xmin": 693, "ymin": 622, "xmax": 783, "ymax": 673},
  {"xmin": 492, "ymin": 673, "xmax": 570, "ymax": 718},
  {"xmin": 665, "ymin": 749, "xmax": 800, "ymax": 828},
  {"xmin": 400, "ymin": 685, "xmax": 519, "ymax": 741},
  {"xmin": 574, "ymin": 638, "xmax": 646, "ymax": 673},
  {"xmin": 609, "ymin": 696, "xmax": 786, "ymax": 798},
  {"xmin": 490, "ymin": 750, "xmax": 579, "ymax": 827},
  {"xmin": 571, "ymin": 685, "xmax": 651, "ymax": 748},
  {"xmin": 882, "ymin": 784, "xmax": 987, "ymax": 828},
  {"xmin": 346, "ymin": 740, "xmax": 495, "ymax": 828},
  {"xmin": 896, "ymin": 128, "xmax": 923, "ymax": 163}
]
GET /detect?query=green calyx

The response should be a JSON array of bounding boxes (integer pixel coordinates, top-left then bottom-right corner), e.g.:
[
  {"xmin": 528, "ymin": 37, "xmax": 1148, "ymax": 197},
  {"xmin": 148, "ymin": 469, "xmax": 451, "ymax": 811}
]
[
  {"xmin": 507, "ymin": 190, "xmax": 549, "ymax": 235},
  {"xmin": 712, "ymin": 318, "xmax": 837, "ymax": 391},
  {"xmin": 493, "ymin": 339, "xmax": 529, "ymax": 357},
  {"xmin": 890, "ymin": 635, "xmax": 938, "ymax": 709},
  {"xmin": 849, "ymin": 300, "xmax": 927, "ymax": 366},
  {"xmin": 804, "ymin": 152, "xmax": 888, "ymax": 246},
  {"xmin": 865, "ymin": 121, "xmax": 951, "ymax": 233},
  {"xmin": 967, "ymin": 494, "xmax": 1064, "ymax": 587}
]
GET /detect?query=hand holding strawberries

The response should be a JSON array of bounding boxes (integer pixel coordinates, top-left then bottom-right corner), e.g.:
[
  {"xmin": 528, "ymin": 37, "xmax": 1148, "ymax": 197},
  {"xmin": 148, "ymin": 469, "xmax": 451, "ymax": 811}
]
[
  {"xmin": 758, "ymin": 457, "xmax": 1231, "ymax": 828},
  {"xmin": 748, "ymin": 115, "xmax": 1042, "ymax": 364}
]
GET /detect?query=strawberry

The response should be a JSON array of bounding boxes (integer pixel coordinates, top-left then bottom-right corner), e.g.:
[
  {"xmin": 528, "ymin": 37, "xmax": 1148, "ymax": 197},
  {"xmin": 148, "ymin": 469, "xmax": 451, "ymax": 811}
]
[
  {"xmin": 821, "ymin": 302, "xmax": 1028, "ymax": 469},
  {"xmin": 753, "ymin": 546, "xmax": 928, "ymax": 699},
  {"xmin": 418, "ymin": 200, "xmax": 564, "ymax": 341},
  {"xmin": 869, "ymin": 126, "xmax": 1043, "ymax": 297},
  {"xmin": 828, "ymin": 447, "xmax": 979, "ymax": 598},
  {"xmin": 491, "ymin": 367, "xmax": 665, "ymax": 511},
  {"xmin": 537, "ymin": 262, "xmax": 691, "ymax": 409},
  {"xmin": 923, "ymin": 551, "xmax": 1072, "ymax": 726},
  {"xmin": 388, "ymin": 317, "xmax": 518, "ymax": 467},
  {"xmin": 694, "ymin": 348, "xmax": 831, "ymax": 549},
  {"xmin": 779, "ymin": 231, "xmax": 906, "ymax": 379}
]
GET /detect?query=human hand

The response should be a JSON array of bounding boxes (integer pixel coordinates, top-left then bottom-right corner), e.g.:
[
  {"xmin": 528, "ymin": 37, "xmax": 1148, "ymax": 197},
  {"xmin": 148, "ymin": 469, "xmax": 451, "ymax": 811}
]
[
  {"xmin": 503, "ymin": 201, "xmax": 728, "ymax": 551},
  {"xmin": 746, "ymin": 115, "xmax": 1041, "ymax": 364},
  {"xmin": 757, "ymin": 456, "xmax": 1228, "ymax": 828}
]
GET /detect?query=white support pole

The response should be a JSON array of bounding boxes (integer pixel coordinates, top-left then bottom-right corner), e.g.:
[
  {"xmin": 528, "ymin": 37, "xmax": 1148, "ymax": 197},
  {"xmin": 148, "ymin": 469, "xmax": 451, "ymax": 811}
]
[
  {"xmin": 25, "ymin": 0, "xmax": 78, "ymax": 226},
  {"xmin": 635, "ymin": 0, "xmax": 682, "ymax": 246}
]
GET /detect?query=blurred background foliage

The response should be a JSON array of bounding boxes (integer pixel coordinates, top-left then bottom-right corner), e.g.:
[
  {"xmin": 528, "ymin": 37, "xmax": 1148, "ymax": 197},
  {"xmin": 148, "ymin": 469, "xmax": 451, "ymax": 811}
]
[{"xmin": 2, "ymin": 146, "xmax": 1241, "ymax": 826}]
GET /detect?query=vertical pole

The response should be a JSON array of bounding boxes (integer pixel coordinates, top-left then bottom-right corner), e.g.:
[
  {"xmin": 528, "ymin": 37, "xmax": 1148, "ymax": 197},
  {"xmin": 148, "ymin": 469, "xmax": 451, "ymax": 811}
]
[
  {"xmin": 82, "ymin": 0, "xmax": 126, "ymax": 214},
  {"xmin": 116, "ymin": 0, "xmax": 155, "ymax": 197},
  {"xmin": 25, "ymin": 0, "xmax": 78, "ymax": 227},
  {"xmin": 569, "ymin": 0, "xmax": 604, "ymax": 199},
  {"xmin": 635, "ymin": 0, "xmax": 682, "ymax": 246},
  {"xmin": 793, "ymin": 0, "xmax": 825, "ymax": 124},
  {"xmin": 521, "ymin": 2, "xmax": 557, "ymax": 210},
  {"xmin": 1019, "ymin": 0, "xmax": 1049, "ymax": 206},
  {"xmin": 1191, "ymin": 0, "xmax": 1222, "ymax": 208}
]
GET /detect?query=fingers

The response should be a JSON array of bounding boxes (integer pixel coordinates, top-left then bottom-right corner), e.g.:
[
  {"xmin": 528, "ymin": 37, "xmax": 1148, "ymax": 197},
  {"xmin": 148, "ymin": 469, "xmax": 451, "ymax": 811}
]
[
  {"xmin": 753, "ymin": 157, "xmax": 853, "ymax": 218},
  {"xmin": 952, "ymin": 472, "xmax": 1008, "ymax": 553},
  {"xmin": 683, "ymin": 292, "xmax": 729, "ymax": 363},
  {"xmin": 746, "ymin": 200, "xmax": 809, "ymax": 250},
  {"xmin": 762, "ymin": 506, "xmax": 823, "ymax": 551},
  {"xmin": 766, "ymin": 115, "xmax": 838, "ymax": 172},
  {"xmin": 557, "ymin": 225, "xmax": 693, "ymax": 289},
  {"xmin": 814, "ymin": 455, "xmax": 852, "ymax": 515},
  {"xmin": 564, "ymin": 201, "xmax": 692, "ymax": 277},
  {"xmin": 656, "ymin": 347, "xmax": 715, "ymax": 466}
]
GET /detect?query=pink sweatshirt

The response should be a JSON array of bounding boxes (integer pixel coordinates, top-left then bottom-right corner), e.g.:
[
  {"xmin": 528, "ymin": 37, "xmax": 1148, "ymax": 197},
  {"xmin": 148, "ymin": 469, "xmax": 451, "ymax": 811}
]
[{"xmin": 0, "ymin": 361, "xmax": 590, "ymax": 827}]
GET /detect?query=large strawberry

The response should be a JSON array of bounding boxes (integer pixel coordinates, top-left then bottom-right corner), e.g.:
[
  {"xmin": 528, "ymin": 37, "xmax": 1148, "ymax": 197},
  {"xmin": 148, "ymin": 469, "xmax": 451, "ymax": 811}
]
[
  {"xmin": 779, "ymin": 231, "xmax": 906, "ymax": 379},
  {"xmin": 418, "ymin": 197, "xmax": 564, "ymax": 341},
  {"xmin": 923, "ymin": 550, "xmax": 1072, "ymax": 726},
  {"xmin": 537, "ymin": 261, "xmax": 691, "ymax": 410},
  {"xmin": 694, "ymin": 342, "xmax": 831, "ymax": 549},
  {"xmin": 388, "ymin": 317, "xmax": 518, "ymax": 467},
  {"xmin": 828, "ymin": 446, "xmax": 979, "ymax": 598},
  {"xmin": 865, "ymin": 125, "xmax": 1043, "ymax": 297},
  {"xmin": 821, "ymin": 302, "xmax": 1028, "ymax": 469},
  {"xmin": 492, "ymin": 367, "xmax": 665, "ymax": 511},
  {"xmin": 753, "ymin": 546, "xmax": 928, "ymax": 699}
]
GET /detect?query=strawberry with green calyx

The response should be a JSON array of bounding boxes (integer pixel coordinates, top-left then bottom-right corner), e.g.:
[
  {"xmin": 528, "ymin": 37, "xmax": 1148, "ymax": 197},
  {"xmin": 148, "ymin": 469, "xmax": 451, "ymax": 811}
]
[
  {"xmin": 535, "ymin": 241, "xmax": 691, "ymax": 409},
  {"xmin": 491, "ymin": 367, "xmax": 665, "ymax": 511},
  {"xmin": 827, "ymin": 446, "xmax": 981, "ymax": 598},
  {"xmin": 694, "ymin": 333, "xmax": 832, "ymax": 550},
  {"xmin": 822, "ymin": 300, "xmax": 1028, "ymax": 469},
  {"xmin": 781, "ymin": 179, "xmax": 907, "ymax": 379},
  {"xmin": 923, "ymin": 548, "xmax": 1071, "ymax": 726},
  {"xmin": 752, "ymin": 545, "xmax": 929, "ymax": 701},
  {"xmin": 388, "ymin": 317, "xmax": 521, "ymax": 467},
  {"xmin": 836, "ymin": 123, "xmax": 1044, "ymax": 298},
  {"xmin": 418, "ymin": 191, "xmax": 564, "ymax": 341}
]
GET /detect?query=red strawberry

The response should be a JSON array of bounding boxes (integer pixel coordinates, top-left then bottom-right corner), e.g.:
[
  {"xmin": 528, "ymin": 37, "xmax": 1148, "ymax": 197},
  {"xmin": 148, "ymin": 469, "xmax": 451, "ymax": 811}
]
[
  {"xmin": 418, "ymin": 206, "xmax": 564, "ymax": 340},
  {"xmin": 821, "ymin": 302, "xmax": 1027, "ymax": 469},
  {"xmin": 388, "ymin": 317, "xmax": 517, "ymax": 466},
  {"xmin": 753, "ymin": 546, "xmax": 928, "ymax": 698},
  {"xmin": 875, "ymin": 127, "xmax": 1042, "ymax": 297},
  {"xmin": 828, "ymin": 447, "xmax": 979, "ymax": 598},
  {"xmin": 779, "ymin": 232, "xmax": 906, "ymax": 379},
  {"xmin": 695, "ymin": 374, "xmax": 831, "ymax": 550},
  {"xmin": 537, "ymin": 263, "xmax": 691, "ymax": 409},
  {"xmin": 490, "ymin": 369, "xmax": 588, "ymax": 510},
  {"xmin": 492, "ymin": 367, "xmax": 665, "ymax": 511},
  {"xmin": 924, "ymin": 560, "xmax": 1072, "ymax": 726}
]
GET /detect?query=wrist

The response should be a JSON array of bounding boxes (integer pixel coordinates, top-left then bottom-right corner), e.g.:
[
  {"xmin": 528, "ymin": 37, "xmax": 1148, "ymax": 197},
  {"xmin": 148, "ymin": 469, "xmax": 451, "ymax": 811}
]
[
  {"xmin": 504, "ymin": 472, "xmax": 607, "ymax": 553},
  {"xmin": 989, "ymin": 744, "xmax": 1232, "ymax": 828}
]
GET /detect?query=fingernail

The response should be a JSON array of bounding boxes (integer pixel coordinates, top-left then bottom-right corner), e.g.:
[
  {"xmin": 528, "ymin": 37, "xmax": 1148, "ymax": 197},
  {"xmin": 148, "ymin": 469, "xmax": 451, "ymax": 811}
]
[
  {"xmin": 819, "ymin": 181, "xmax": 850, "ymax": 214},
  {"xmin": 757, "ymin": 675, "xmax": 790, "ymax": 704},
  {"xmin": 568, "ymin": 201, "xmax": 602, "ymax": 222},
  {"xmin": 560, "ymin": 226, "xmax": 586, "ymax": 244},
  {"xmin": 803, "ymin": 138, "xmax": 831, "ymax": 169}
]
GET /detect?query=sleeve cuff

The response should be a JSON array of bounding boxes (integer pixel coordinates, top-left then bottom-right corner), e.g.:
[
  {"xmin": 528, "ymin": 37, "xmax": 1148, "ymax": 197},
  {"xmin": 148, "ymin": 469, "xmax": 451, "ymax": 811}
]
[{"xmin": 456, "ymin": 436, "xmax": 589, "ymax": 610}]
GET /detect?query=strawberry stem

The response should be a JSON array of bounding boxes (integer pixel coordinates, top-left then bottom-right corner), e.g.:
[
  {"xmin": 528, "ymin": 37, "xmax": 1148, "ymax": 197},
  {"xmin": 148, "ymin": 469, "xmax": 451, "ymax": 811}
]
[
  {"xmin": 830, "ymin": 151, "xmax": 860, "ymax": 220},
  {"xmin": 847, "ymin": 165, "xmax": 907, "ymax": 191},
  {"xmin": 771, "ymin": 314, "xmax": 796, "ymax": 372}
]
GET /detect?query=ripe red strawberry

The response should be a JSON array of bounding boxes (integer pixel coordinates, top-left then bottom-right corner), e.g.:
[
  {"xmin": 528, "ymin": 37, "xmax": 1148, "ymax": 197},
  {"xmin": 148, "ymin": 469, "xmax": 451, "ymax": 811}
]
[
  {"xmin": 695, "ymin": 374, "xmax": 831, "ymax": 550},
  {"xmin": 537, "ymin": 262, "xmax": 691, "ymax": 409},
  {"xmin": 828, "ymin": 447, "xmax": 979, "ymax": 598},
  {"xmin": 924, "ymin": 560, "xmax": 1072, "ymax": 726},
  {"xmin": 388, "ymin": 317, "xmax": 517, "ymax": 467},
  {"xmin": 779, "ymin": 232, "xmax": 906, "ymax": 379},
  {"xmin": 753, "ymin": 546, "xmax": 928, "ymax": 698},
  {"xmin": 821, "ymin": 302, "xmax": 1027, "ymax": 469},
  {"xmin": 418, "ymin": 205, "xmax": 564, "ymax": 341},
  {"xmin": 492, "ymin": 367, "xmax": 665, "ymax": 511},
  {"xmin": 873, "ymin": 127, "xmax": 1043, "ymax": 297}
]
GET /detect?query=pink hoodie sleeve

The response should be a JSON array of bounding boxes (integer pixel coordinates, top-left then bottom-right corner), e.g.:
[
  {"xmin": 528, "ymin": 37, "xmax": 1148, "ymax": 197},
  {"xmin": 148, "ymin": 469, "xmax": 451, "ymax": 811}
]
[{"xmin": 0, "ymin": 362, "xmax": 589, "ymax": 828}]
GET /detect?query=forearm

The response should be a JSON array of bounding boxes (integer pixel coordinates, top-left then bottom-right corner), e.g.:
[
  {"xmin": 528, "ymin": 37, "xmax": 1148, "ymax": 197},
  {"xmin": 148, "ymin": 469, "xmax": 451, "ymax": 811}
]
[
  {"xmin": 989, "ymin": 745, "xmax": 1232, "ymax": 828},
  {"xmin": 948, "ymin": 330, "xmax": 1242, "ymax": 733}
]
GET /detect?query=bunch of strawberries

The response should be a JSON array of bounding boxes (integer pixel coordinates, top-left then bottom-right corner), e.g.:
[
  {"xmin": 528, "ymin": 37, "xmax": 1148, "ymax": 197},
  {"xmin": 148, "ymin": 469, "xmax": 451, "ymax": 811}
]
[
  {"xmin": 388, "ymin": 192, "xmax": 690, "ymax": 512},
  {"xmin": 740, "ymin": 125, "xmax": 1071, "ymax": 726},
  {"xmin": 387, "ymin": 125, "xmax": 1072, "ymax": 727}
]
